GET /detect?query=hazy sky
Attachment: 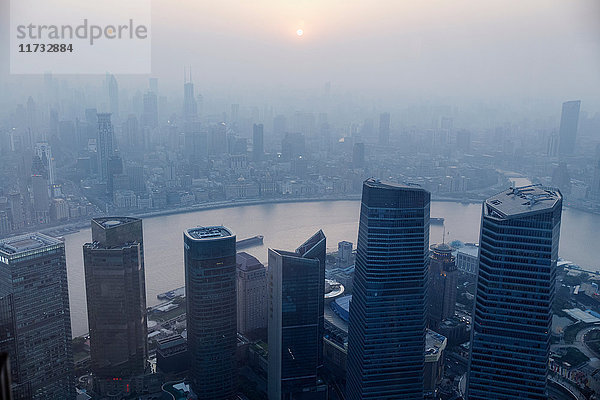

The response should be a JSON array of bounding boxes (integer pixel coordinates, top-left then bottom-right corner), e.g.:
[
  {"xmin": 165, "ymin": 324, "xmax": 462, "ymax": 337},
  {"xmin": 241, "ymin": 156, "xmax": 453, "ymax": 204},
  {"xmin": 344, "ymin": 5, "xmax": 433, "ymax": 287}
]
[{"xmin": 1, "ymin": 0, "xmax": 599, "ymax": 107}]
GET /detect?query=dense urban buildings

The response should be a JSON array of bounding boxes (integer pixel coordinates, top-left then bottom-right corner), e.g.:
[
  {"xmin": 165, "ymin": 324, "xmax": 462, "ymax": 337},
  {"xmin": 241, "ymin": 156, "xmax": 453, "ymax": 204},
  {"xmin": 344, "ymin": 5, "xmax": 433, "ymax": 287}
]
[
  {"xmin": 428, "ymin": 243, "xmax": 458, "ymax": 330},
  {"xmin": 236, "ymin": 251, "xmax": 267, "ymax": 338},
  {"xmin": 558, "ymin": 100, "xmax": 581, "ymax": 156},
  {"xmin": 268, "ymin": 230, "xmax": 327, "ymax": 400},
  {"xmin": 466, "ymin": 185, "xmax": 563, "ymax": 399},
  {"xmin": 253, "ymin": 123, "xmax": 264, "ymax": 162},
  {"xmin": 378, "ymin": 112, "xmax": 391, "ymax": 146},
  {"xmin": 184, "ymin": 226, "xmax": 237, "ymax": 400},
  {"xmin": 0, "ymin": 233, "xmax": 74, "ymax": 399},
  {"xmin": 347, "ymin": 179, "xmax": 430, "ymax": 400},
  {"xmin": 83, "ymin": 217, "xmax": 148, "ymax": 395}
]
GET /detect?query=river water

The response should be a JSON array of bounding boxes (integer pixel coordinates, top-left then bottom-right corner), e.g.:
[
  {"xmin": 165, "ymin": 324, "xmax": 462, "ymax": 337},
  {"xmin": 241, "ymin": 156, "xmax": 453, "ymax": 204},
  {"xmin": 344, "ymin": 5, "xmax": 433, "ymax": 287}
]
[{"xmin": 64, "ymin": 200, "xmax": 599, "ymax": 336}]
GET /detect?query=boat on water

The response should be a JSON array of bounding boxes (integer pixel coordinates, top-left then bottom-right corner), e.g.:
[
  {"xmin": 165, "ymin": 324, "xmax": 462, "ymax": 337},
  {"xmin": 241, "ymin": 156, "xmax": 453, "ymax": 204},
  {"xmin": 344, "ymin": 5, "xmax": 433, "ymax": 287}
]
[
  {"xmin": 430, "ymin": 217, "xmax": 445, "ymax": 225},
  {"xmin": 236, "ymin": 235, "xmax": 264, "ymax": 249}
]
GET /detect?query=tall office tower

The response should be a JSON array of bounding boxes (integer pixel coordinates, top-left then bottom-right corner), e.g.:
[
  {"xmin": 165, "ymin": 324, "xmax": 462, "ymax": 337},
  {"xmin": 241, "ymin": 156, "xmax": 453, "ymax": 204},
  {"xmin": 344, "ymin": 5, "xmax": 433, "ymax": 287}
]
[
  {"xmin": 427, "ymin": 243, "xmax": 457, "ymax": 330},
  {"xmin": 378, "ymin": 112, "xmax": 390, "ymax": 146},
  {"xmin": 268, "ymin": 230, "xmax": 327, "ymax": 400},
  {"xmin": 352, "ymin": 142, "xmax": 365, "ymax": 168},
  {"xmin": 347, "ymin": 179, "xmax": 430, "ymax": 400},
  {"xmin": 209, "ymin": 122, "xmax": 228, "ymax": 155},
  {"xmin": 558, "ymin": 100, "xmax": 581, "ymax": 156},
  {"xmin": 97, "ymin": 113, "xmax": 114, "ymax": 182},
  {"xmin": 252, "ymin": 124, "xmax": 264, "ymax": 162},
  {"xmin": 236, "ymin": 252, "xmax": 267, "ymax": 337},
  {"xmin": 466, "ymin": 186, "xmax": 562, "ymax": 400},
  {"xmin": 184, "ymin": 227, "xmax": 237, "ymax": 400},
  {"xmin": 34, "ymin": 142, "xmax": 55, "ymax": 185},
  {"xmin": 31, "ymin": 173, "xmax": 49, "ymax": 224},
  {"xmin": 106, "ymin": 74, "xmax": 119, "ymax": 119},
  {"xmin": 273, "ymin": 114, "xmax": 287, "ymax": 138},
  {"xmin": 183, "ymin": 70, "xmax": 198, "ymax": 123},
  {"xmin": 142, "ymin": 91, "xmax": 158, "ymax": 128},
  {"xmin": 337, "ymin": 240, "xmax": 353, "ymax": 267},
  {"xmin": 0, "ymin": 233, "xmax": 74, "ymax": 399},
  {"xmin": 83, "ymin": 218, "xmax": 148, "ymax": 391}
]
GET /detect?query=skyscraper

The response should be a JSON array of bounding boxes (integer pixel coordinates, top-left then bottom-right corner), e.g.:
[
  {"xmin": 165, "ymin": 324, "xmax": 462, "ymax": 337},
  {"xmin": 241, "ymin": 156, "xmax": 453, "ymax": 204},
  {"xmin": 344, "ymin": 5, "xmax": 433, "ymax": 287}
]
[
  {"xmin": 268, "ymin": 230, "xmax": 326, "ymax": 400},
  {"xmin": 83, "ymin": 217, "xmax": 148, "ymax": 392},
  {"xmin": 558, "ymin": 100, "xmax": 581, "ymax": 156},
  {"xmin": 253, "ymin": 123, "xmax": 264, "ymax": 162},
  {"xmin": 352, "ymin": 142, "xmax": 365, "ymax": 168},
  {"xmin": 97, "ymin": 113, "xmax": 114, "ymax": 182},
  {"xmin": 106, "ymin": 74, "xmax": 119, "ymax": 119},
  {"xmin": 236, "ymin": 252, "xmax": 267, "ymax": 338},
  {"xmin": 466, "ymin": 185, "xmax": 562, "ymax": 399},
  {"xmin": 427, "ymin": 243, "xmax": 457, "ymax": 330},
  {"xmin": 378, "ymin": 112, "xmax": 390, "ymax": 146},
  {"xmin": 183, "ymin": 69, "xmax": 198, "ymax": 123},
  {"xmin": 347, "ymin": 179, "xmax": 430, "ymax": 400},
  {"xmin": 184, "ymin": 226, "xmax": 237, "ymax": 400},
  {"xmin": 142, "ymin": 91, "xmax": 158, "ymax": 129},
  {"xmin": 0, "ymin": 233, "xmax": 74, "ymax": 399}
]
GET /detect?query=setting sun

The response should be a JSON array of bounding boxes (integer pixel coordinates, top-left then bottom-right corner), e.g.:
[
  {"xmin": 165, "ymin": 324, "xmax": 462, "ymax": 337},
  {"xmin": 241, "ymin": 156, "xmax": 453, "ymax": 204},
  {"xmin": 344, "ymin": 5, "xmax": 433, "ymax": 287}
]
[{"xmin": 296, "ymin": 28, "xmax": 303, "ymax": 37}]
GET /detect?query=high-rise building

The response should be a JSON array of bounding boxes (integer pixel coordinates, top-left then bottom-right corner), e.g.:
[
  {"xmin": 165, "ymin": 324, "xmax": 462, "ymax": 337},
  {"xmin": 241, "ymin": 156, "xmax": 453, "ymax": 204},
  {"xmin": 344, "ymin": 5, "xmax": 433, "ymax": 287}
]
[
  {"xmin": 236, "ymin": 252, "xmax": 267, "ymax": 337},
  {"xmin": 592, "ymin": 147, "xmax": 600, "ymax": 199},
  {"xmin": 558, "ymin": 100, "xmax": 581, "ymax": 156},
  {"xmin": 281, "ymin": 132, "xmax": 305, "ymax": 160},
  {"xmin": 252, "ymin": 124, "xmax": 264, "ymax": 162},
  {"xmin": 184, "ymin": 226, "xmax": 237, "ymax": 400},
  {"xmin": 106, "ymin": 74, "xmax": 119, "ymax": 119},
  {"xmin": 273, "ymin": 114, "xmax": 287, "ymax": 138},
  {"xmin": 268, "ymin": 230, "xmax": 327, "ymax": 400},
  {"xmin": 83, "ymin": 217, "xmax": 148, "ymax": 392},
  {"xmin": 352, "ymin": 142, "xmax": 365, "ymax": 168},
  {"xmin": 337, "ymin": 240, "xmax": 353, "ymax": 267},
  {"xmin": 97, "ymin": 113, "xmax": 114, "ymax": 182},
  {"xmin": 466, "ymin": 185, "xmax": 562, "ymax": 399},
  {"xmin": 183, "ymin": 70, "xmax": 198, "ymax": 123},
  {"xmin": 142, "ymin": 91, "xmax": 158, "ymax": 129},
  {"xmin": 0, "ymin": 233, "xmax": 74, "ymax": 399},
  {"xmin": 347, "ymin": 179, "xmax": 430, "ymax": 400},
  {"xmin": 34, "ymin": 142, "xmax": 55, "ymax": 185},
  {"xmin": 378, "ymin": 112, "xmax": 390, "ymax": 146},
  {"xmin": 427, "ymin": 243, "xmax": 457, "ymax": 330}
]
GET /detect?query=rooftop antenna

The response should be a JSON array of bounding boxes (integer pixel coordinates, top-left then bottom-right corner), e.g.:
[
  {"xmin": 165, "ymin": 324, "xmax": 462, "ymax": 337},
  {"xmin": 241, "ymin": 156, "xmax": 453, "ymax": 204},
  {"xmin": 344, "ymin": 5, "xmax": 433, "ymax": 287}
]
[{"xmin": 190, "ymin": 66, "xmax": 192, "ymax": 83}]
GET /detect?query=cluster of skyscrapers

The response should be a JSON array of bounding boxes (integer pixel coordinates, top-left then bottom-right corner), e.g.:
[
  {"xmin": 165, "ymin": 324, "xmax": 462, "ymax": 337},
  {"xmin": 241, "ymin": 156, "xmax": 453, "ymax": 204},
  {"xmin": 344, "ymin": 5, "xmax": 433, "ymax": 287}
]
[{"xmin": 0, "ymin": 175, "xmax": 564, "ymax": 399}]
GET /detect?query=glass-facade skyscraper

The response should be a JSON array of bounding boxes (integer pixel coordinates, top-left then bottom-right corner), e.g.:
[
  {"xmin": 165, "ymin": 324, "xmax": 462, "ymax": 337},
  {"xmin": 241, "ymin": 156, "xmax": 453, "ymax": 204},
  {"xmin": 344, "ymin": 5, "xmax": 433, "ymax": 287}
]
[
  {"xmin": 466, "ymin": 185, "xmax": 562, "ymax": 399},
  {"xmin": 0, "ymin": 233, "xmax": 74, "ymax": 399},
  {"xmin": 268, "ymin": 230, "xmax": 326, "ymax": 400},
  {"xmin": 558, "ymin": 100, "xmax": 581, "ymax": 156},
  {"xmin": 184, "ymin": 226, "xmax": 237, "ymax": 400},
  {"xmin": 83, "ymin": 217, "xmax": 148, "ymax": 393},
  {"xmin": 347, "ymin": 179, "xmax": 430, "ymax": 400}
]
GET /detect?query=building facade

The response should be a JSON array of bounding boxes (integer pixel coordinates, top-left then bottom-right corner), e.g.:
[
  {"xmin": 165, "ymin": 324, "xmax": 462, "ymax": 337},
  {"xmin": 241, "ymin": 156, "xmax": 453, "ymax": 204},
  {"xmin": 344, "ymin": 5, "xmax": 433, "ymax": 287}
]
[
  {"xmin": 236, "ymin": 252, "xmax": 267, "ymax": 337},
  {"xmin": 558, "ymin": 100, "xmax": 581, "ymax": 156},
  {"xmin": 347, "ymin": 179, "xmax": 430, "ymax": 400},
  {"xmin": 184, "ymin": 226, "xmax": 237, "ymax": 400},
  {"xmin": 268, "ymin": 230, "xmax": 326, "ymax": 400},
  {"xmin": 97, "ymin": 113, "xmax": 114, "ymax": 182},
  {"xmin": 83, "ymin": 217, "xmax": 148, "ymax": 393},
  {"xmin": 0, "ymin": 233, "xmax": 74, "ymax": 399},
  {"xmin": 466, "ymin": 185, "xmax": 562, "ymax": 399},
  {"xmin": 455, "ymin": 244, "xmax": 479, "ymax": 276},
  {"xmin": 428, "ymin": 243, "xmax": 457, "ymax": 330}
]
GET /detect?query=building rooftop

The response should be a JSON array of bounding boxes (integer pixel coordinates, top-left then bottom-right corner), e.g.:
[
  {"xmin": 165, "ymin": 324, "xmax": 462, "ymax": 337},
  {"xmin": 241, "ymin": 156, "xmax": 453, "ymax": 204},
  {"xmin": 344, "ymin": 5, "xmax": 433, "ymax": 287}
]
[
  {"xmin": 0, "ymin": 233, "xmax": 62, "ymax": 256},
  {"xmin": 236, "ymin": 252, "xmax": 263, "ymax": 272},
  {"xmin": 485, "ymin": 185, "xmax": 561, "ymax": 219},
  {"xmin": 186, "ymin": 226, "xmax": 233, "ymax": 240},
  {"xmin": 456, "ymin": 244, "xmax": 479, "ymax": 257},
  {"xmin": 425, "ymin": 329, "xmax": 447, "ymax": 363},
  {"xmin": 93, "ymin": 217, "xmax": 140, "ymax": 229},
  {"xmin": 364, "ymin": 178, "xmax": 426, "ymax": 191}
]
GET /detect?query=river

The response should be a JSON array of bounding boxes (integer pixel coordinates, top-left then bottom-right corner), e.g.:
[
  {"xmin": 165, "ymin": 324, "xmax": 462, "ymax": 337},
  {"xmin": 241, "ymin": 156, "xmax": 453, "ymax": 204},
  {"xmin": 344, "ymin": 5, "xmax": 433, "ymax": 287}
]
[{"xmin": 64, "ymin": 200, "xmax": 599, "ymax": 336}]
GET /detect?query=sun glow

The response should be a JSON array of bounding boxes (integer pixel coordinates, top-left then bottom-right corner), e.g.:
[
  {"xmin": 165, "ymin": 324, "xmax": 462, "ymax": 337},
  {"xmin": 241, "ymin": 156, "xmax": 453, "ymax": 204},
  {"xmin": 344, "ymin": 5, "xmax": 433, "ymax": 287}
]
[{"xmin": 296, "ymin": 29, "xmax": 303, "ymax": 37}]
